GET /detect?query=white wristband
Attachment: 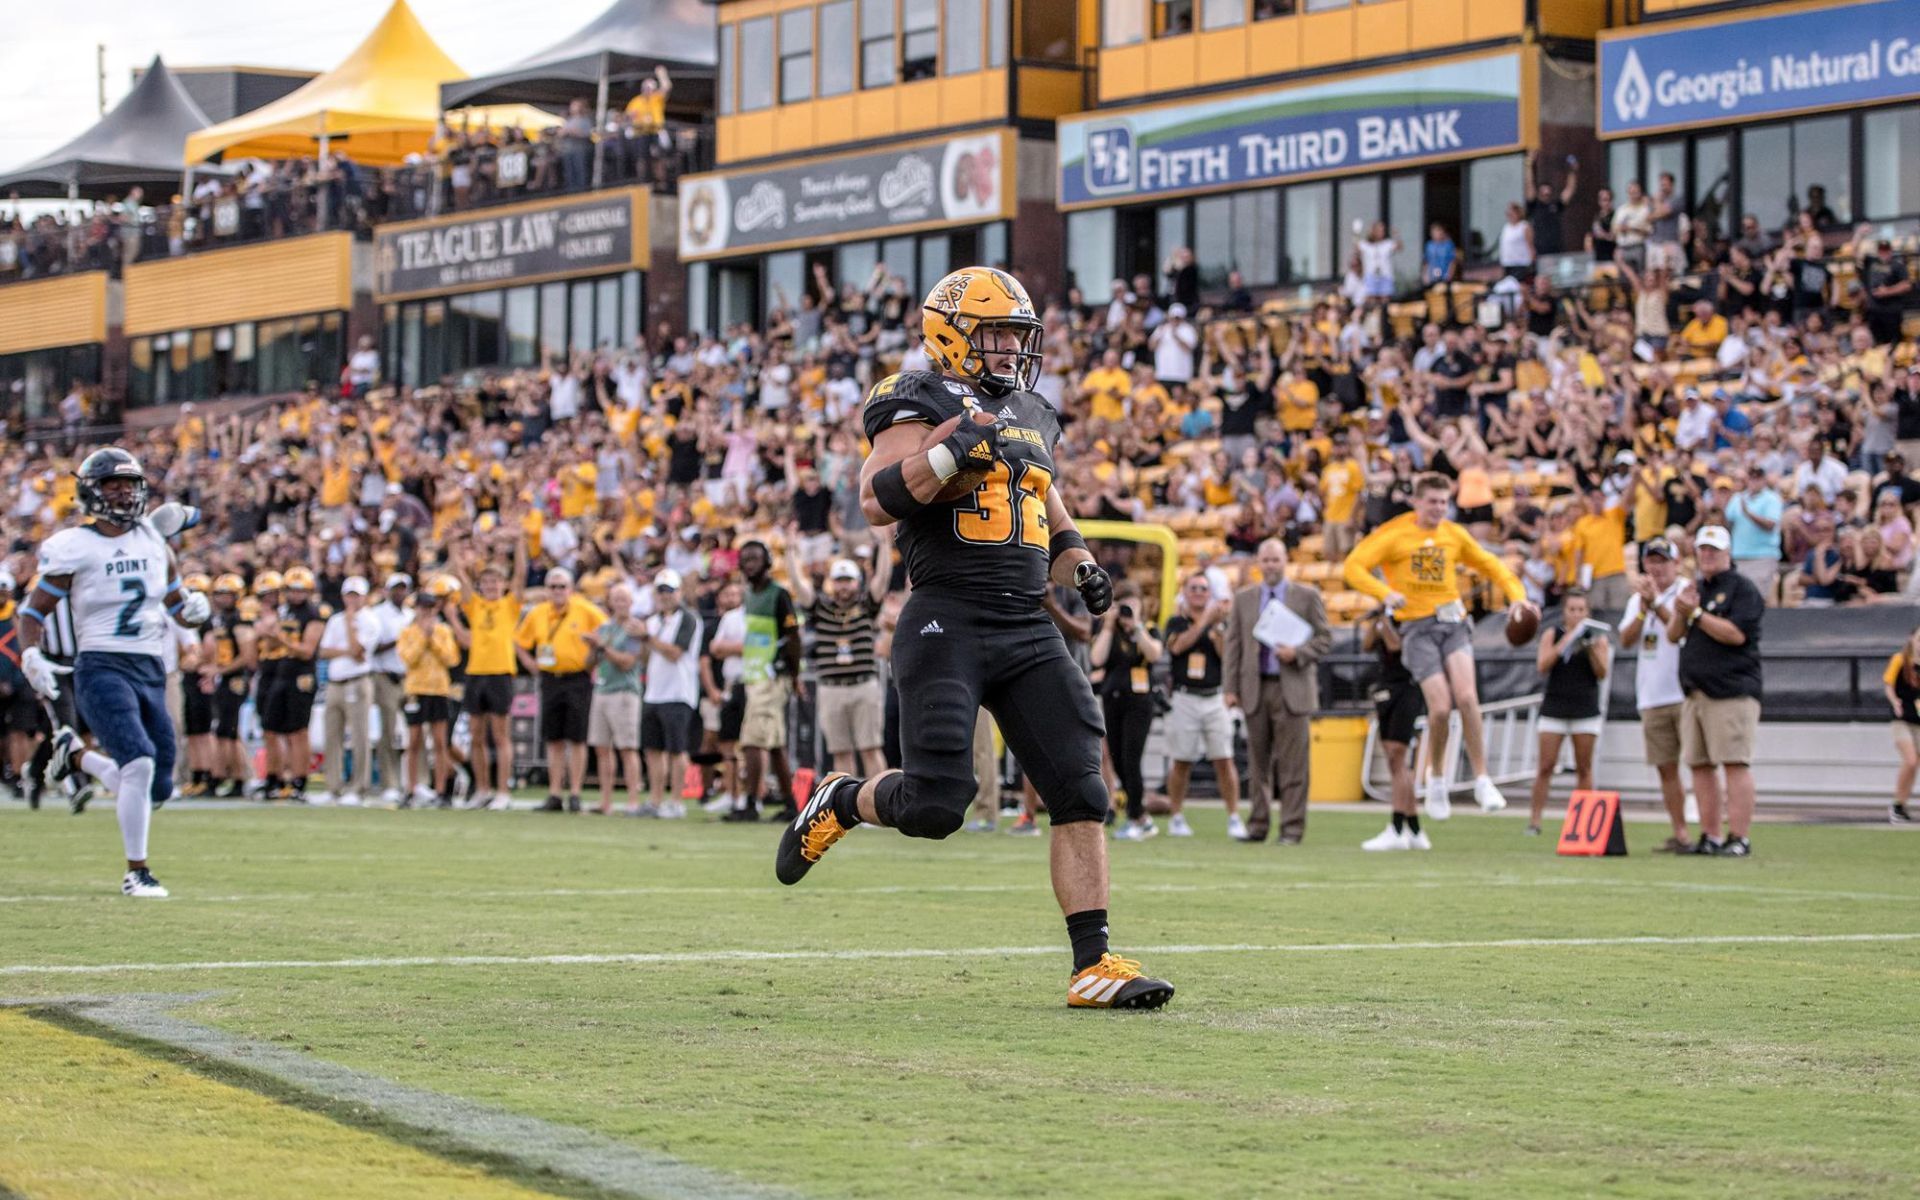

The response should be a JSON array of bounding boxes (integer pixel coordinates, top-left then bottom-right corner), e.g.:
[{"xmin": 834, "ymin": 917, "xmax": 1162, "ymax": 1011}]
[{"xmin": 926, "ymin": 443, "xmax": 959, "ymax": 483}]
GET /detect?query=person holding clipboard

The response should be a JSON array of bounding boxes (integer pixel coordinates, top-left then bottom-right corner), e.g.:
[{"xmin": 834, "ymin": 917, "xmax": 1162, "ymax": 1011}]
[{"xmin": 1223, "ymin": 539, "xmax": 1332, "ymax": 845}]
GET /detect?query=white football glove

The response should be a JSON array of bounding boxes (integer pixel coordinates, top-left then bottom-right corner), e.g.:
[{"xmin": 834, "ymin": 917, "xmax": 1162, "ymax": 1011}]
[
  {"xmin": 21, "ymin": 647, "xmax": 72, "ymax": 702},
  {"xmin": 179, "ymin": 590, "xmax": 211, "ymax": 625}
]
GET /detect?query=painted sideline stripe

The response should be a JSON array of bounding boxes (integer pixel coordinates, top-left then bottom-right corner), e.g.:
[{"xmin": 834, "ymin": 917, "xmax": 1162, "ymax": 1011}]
[
  {"xmin": 30, "ymin": 994, "xmax": 795, "ymax": 1200},
  {"xmin": 5, "ymin": 931, "xmax": 1917, "ymax": 977}
]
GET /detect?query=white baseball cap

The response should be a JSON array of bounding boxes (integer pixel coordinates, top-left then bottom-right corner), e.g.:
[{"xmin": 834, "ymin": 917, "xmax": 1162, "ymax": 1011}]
[
  {"xmin": 384, "ymin": 572, "xmax": 413, "ymax": 590},
  {"xmin": 654, "ymin": 568, "xmax": 683, "ymax": 591},
  {"xmin": 1696, "ymin": 525, "xmax": 1732, "ymax": 551},
  {"xmin": 828, "ymin": 559, "xmax": 861, "ymax": 581},
  {"xmin": 341, "ymin": 576, "xmax": 370, "ymax": 596}
]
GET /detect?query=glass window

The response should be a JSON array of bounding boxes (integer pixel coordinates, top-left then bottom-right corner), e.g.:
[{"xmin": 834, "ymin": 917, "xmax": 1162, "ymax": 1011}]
[
  {"xmin": 596, "ymin": 277, "xmax": 620, "ymax": 351},
  {"xmin": 1865, "ymin": 107, "xmax": 1920, "ymax": 220},
  {"xmin": 1254, "ymin": 0, "xmax": 1297, "ymax": 18},
  {"xmin": 446, "ymin": 293, "xmax": 475, "ymax": 373},
  {"xmin": 1793, "ymin": 115, "xmax": 1851, "ymax": 225},
  {"xmin": 1202, "ymin": 0, "xmax": 1244, "ymax": 30},
  {"xmin": 780, "ymin": 9, "xmax": 814, "ymax": 104},
  {"xmin": 1193, "ymin": 196, "xmax": 1234, "ymax": 290},
  {"xmin": 686, "ymin": 262, "xmax": 710, "ymax": 337},
  {"xmin": 313, "ymin": 314, "xmax": 343, "ymax": 388},
  {"xmin": 1304, "ymin": 0, "xmax": 1344, "ymax": 10},
  {"xmin": 980, "ymin": 221, "xmax": 1009, "ymax": 269},
  {"xmin": 259, "ymin": 318, "xmax": 302, "ymax": 393},
  {"xmin": 1066, "ymin": 209, "xmax": 1115, "ymax": 296},
  {"xmin": 1157, "ymin": 0, "xmax": 1194, "ymax": 37},
  {"xmin": 506, "ymin": 286, "xmax": 539, "ymax": 366},
  {"xmin": 719, "ymin": 25, "xmax": 736, "ymax": 115},
  {"xmin": 1465, "ymin": 154, "xmax": 1523, "ymax": 262},
  {"xmin": 1608, "ymin": 139, "xmax": 1638, "ymax": 204},
  {"xmin": 570, "ymin": 281, "xmax": 596, "ymax": 355},
  {"xmin": 418, "ymin": 305, "xmax": 446, "ymax": 386},
  {"xmin": 1155, "ymin": 202, "xmax": 1190, "ymax": 274},
  {"xmin": 1694, "ymin": 135, "xmax": 1732, "ymax": 237},
  {"xmin": 1338, "ymin": 175, "xmax": 1379, "ymax": 242},
  {"xmin": 1104, "ymin": 0, "xmax": 1146, "ymax": 45},
  {"xmin": 1234, "ymin": 189, "xmax": 1281, "ymax": 287},
  {"xmin": 820, "ymin": 1, "xmax": 856, "ymax": 96},
  {"xmin": 717, "ymin": 263, "xmax": 758, "ymax": 329},
  {"xmin": 1741, "ymin": 124, "xmax": 1794, "ymax": 233},
  {"xmin": 766, "ymin": 250, "xmax": 806, "ymax": 318},
  {"xmin": 946, "ymin": 0, "xmax": 983, "ymax": 75},
  {"xmin": 988, "ymin": 0, "xmax": 1008, "ymax": 67},
  {"xmin": 918, "ymin": 236, "xmax": 950, "ymax": 291},
  {"xmin": 739, "ymin": 18, "xmax": 775, "ymax": 111},
  {"xmin": 1387, "ymin": 172, "xmax": 1423, "ymax": 287},
  {"xmin": 837, "ymin": 240, "xmax": 879, "ymax": 285},
  {"xmin": 903, "ymin": 0, "xmax": 938, "ymax": 79},
  {"xmin": 1646, "ymin": 140, "xmax": 1687, "ymax": 215},
  {"xmin": 540, "ymin": 282, "xmax": 568, "ymax": 364},
  {"xmin": 1284, "ymin": 181, "xmax": 1332, "ymax": 281},
  {"xmin": 861, "ymin": 0, "xmax": 895, "ymax": 87},
  {"xmin": 882, "ymin": 236, "xmax": 918, "ymax": 293},
  {"xmin": 129, "ymin": 338, "xmax": 153, "ymax": 407},
  {"xmin": 620, "ymin": 271, "xmax": 642, "ymax": 349},
  {"xmin": 468, "ymin": 290, "xmax": 503, "ymax": 366},
  {"xmin": 398, "ymin": 308, "xmax": 422, "ymax": 389}
]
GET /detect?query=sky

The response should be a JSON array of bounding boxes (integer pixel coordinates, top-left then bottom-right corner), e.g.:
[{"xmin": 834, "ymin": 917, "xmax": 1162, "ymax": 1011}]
[{"xmin": 0, "ymin": 0, "xmax": 613, "ymax": 166}]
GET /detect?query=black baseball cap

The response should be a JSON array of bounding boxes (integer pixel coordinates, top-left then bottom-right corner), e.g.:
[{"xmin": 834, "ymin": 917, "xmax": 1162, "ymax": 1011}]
[{"xmin": 1642, "ymin": 537, "xmax": 1678, "ymax": 561}]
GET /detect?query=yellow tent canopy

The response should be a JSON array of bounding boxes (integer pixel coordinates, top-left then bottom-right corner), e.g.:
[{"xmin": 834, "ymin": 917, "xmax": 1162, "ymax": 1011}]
[{"xmin": 183, "ymin": 0, "xmax": 559, "ymax": 167}]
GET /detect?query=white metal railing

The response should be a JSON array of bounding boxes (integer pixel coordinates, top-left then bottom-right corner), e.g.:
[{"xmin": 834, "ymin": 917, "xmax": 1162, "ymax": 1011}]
[{"xmin": 1362, "ymin": 692, "xmax": 1559, "ymax": 803}]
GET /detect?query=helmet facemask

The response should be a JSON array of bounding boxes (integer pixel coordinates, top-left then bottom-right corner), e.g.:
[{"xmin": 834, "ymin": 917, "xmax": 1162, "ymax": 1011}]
[
  {"xmin": 81, "ymin": 473, "xmax": 149, "ymax": 525},
  {"xmin": 949, "ymin": 312, "xmax": 1044, "ymax": 397}
]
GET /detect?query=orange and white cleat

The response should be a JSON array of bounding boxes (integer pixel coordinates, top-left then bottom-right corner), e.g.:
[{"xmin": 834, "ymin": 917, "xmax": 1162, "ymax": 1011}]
[{"xmin": 1067, "ymin": 953, "xmax": 1174, "ymax": 1010}]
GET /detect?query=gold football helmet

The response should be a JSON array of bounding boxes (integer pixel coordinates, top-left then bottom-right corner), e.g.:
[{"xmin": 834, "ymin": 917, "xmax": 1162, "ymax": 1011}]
[
  {"xmin": 182, "ymin": 572, "xmax": 212, "ymax": 593},
  {"xmin": 253, "ymin": 570, "xmax": 284, "ymax": 595},
  {"xmin": 920, "ymin": 266, "xmax": 1043, "ymax": 396},
  {"xmin": 424, "ymin": 575, "xmax": 460, "ymax": 599},
  {"xmin": 213, "ymin": 573, "xmax": 246, "ymax": 595},
  {"xmin": 283, "ymin": 566, "xmax": 317, "ymax": 592}
]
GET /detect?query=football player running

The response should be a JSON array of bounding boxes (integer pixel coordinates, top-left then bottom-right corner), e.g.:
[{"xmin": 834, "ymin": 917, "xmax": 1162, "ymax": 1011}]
[
  {"xmin": 775, "ymin": 267, "xmax": 1173, "ymax": 1010},
  {"xmin": 19, "ymin": 449, "xmax": 209, "ymax": 897}
]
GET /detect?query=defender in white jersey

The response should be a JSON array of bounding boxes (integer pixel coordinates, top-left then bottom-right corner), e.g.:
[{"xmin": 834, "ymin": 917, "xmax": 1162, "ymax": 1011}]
[{"xmin": 18, "ymin": 449, "xmax": 209, "ymax": 898}]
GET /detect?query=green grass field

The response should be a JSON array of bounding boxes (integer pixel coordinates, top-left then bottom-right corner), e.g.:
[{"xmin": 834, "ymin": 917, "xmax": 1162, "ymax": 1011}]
[{"xmin": 2, "ymin": 803, "xmax": 1917, "ymax": 1199}]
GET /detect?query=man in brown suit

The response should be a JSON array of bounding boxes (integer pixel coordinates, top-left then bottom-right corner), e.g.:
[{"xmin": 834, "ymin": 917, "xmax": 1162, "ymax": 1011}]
[{"xmin": 1223, "ymin": 539, "xmax": 1332, "ymax": 844}]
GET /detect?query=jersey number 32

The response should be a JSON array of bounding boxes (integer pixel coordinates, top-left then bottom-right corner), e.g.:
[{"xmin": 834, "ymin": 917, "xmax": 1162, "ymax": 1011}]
[{"xmin": 956, "ymin": 461, "xmax": 1052, "ymax": 550}]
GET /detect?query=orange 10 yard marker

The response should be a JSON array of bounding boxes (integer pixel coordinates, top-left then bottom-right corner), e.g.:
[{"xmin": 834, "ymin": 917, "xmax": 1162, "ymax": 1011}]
[{"xmin": 1556, "ymin": 790, "xmax": 1627, "ymax": 857}]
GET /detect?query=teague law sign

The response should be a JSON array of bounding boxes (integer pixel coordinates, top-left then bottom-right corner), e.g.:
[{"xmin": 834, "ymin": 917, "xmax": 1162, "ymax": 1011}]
[
  {"xmin": 1599, "ymin": 0, "xmax": 1920, "ymax": 137},
  {"xmin": 375, "ymin": 189, "xmax": 648, "ymax": 300}
]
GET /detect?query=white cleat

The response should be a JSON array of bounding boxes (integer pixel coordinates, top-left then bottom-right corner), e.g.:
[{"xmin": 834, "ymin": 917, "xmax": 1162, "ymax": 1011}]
[
  {"xmin": 338, "ymin": 791, "xmax": 363, "ymax": 807},
  {"xmin": 485, "ymin": 792, "xmax": 514, "ymax": 811},
  {"xmin": 658, "ymin": 799, "xmax": 687, "ymax": 819},
  {"xmin": 1113, "ymin": 818, "xmax": 1158, "ymax": 841},
  {"xmin": 1361, "ymin": 826, "xmax": 1411, "ymax": 852},
  {"xmin": 44, "ymin": 726, "xmax": 82, "ymax": 788},
  {"xmin": 702, "ymin": 793, "xmax": 735, "ymax": 814},
  {"xmin": 411, "ymin": 785, "xmax": 438, "ymax": 807},
  {"xmin": 1166, "ymin": 813, "xmax": 1193, "ymax": 837},
  {"xmin": 1424, "ymin": 777, "xmax": 1452, "ymax": 821},
  {"xmin": 121, "ymin": 867, "xmax": 169, "ymax": 898},
  {"xmin": 382, "ymin": 788, "xmax": 406, "ymax": 807},
  {"xmin": 1407, "ymin": 829, "xmax": 1433, "ymax": 850},
  {"xmin": 307, "ymin": 791, "xmax": 335, "ymax": 807},
  {"xmin": 1474, "ymin": 775, "xmax": 1507, "ymax": 813},
  {"xmin": 1226, "ymin": 814, "xmax": 1250, "ymax": 841}
]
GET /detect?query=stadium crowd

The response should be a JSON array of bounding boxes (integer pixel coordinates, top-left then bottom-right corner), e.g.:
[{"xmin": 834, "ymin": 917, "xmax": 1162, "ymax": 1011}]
[{"xmin": 2, "ymin": 161, "xmax": 1919, "ymax": 827}]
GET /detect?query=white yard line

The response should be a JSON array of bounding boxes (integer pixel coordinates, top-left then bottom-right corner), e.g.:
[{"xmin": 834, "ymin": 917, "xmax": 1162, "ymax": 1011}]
[
  {"xmin": 4, "ymin": 931, "xmax": 1916, "ymax": 978},
  {"xmin": 0, "ymin": 875, "xmax": 1911, "ymax": 905}
]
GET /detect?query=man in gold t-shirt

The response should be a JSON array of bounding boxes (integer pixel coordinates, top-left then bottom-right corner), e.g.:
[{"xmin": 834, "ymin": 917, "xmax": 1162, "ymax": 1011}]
[
  {"xmin": 515, "ymin": 567, "xmax": 609, "ymax": 813},
  {"xmin": 1345, "ymin": 472, "xmax": 1538, "ymax": 821},
  {"xmin": 450, "ymin": 546, "xmax": 525, "ymax": 811}
]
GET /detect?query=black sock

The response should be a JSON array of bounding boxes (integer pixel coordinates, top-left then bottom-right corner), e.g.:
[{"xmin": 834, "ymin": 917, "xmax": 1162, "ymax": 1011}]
[
  {"xmin": 829, "ymin": 777, "xmax": 864, "ymax": 826},
  {"xmin": 265, "ymin": 773, "xmax": 281, "ymax": 793},
  {"xmin": 1406, "ymin": 813, "xmax": 1421, "ymax": 835},
  {"xmin": 1391, "ymin": 812, "xmax": 1406, "ymax": 833},
  {"xmin": 1066, "ymin": 909, "xmax": 1110, "ymax": 973}
]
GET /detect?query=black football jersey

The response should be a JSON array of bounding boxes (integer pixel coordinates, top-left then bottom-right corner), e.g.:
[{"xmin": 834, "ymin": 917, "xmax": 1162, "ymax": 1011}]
[{"xmin": 862, "ymin": 370, "xmax": 1064, "ymax": 607}]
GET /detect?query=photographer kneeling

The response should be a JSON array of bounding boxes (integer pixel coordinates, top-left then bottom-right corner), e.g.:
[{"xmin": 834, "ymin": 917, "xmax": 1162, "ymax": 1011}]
[{"xmin": 1527, "ymin": 589, "xmax": 1611, "ymax": 836}]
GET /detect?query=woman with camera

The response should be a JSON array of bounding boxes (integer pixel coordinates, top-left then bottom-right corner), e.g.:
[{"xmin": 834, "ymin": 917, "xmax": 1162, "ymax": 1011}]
[
  {"xmin": 1527, "ymin": 589, "xmax": 1612, "ymax": 836},
  {"xmin": 1092, "ymin": 580, "xmax": 1165, "ymax": 842}
]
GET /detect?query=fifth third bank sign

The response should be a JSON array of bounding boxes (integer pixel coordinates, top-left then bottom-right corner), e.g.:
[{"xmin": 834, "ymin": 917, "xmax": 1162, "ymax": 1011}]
[{"xmin": 1600, "ymin": 0, "xmax": 1920, "ymax": 136}]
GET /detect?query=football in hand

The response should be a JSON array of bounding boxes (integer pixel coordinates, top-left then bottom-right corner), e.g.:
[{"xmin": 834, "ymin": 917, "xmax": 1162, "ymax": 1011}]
[
  {"xmin": 1504, "ymin": 604, "xmax": 1540, "ymax": 646},
  {"xmin": 921, "ymin": 411, "xmax": 999, "ymax": 502}
]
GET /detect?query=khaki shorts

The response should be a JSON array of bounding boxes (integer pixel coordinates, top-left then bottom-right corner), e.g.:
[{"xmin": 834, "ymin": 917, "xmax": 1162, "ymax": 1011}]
[
  {"xmin": 1682, "ymin": 692, "xmax": 1761, "ymax": 768},
  {"xmin": 1167, "ymin": 690, "xmax": 1232, "ymax": 762},
  {"xmin": 587, "ymin": 691, "xmax": 641, "ymax": 749},
  {"xmin": 1640, "ymin": 702, "xmax": 1684, "ymax": 767},
  {"xmin": 740, "ymin": 677, "xmax": 790, "ymax": 750},
  {"xmin": 1893, "ymin": 721, "xmax": 1920, "ymax": 754},
  {"xmin": 815, "ymin": 678, "xmax": 884, "ymax": 754},
  {"xmin": 1399, "ymin": 616, "xmax": 1472, "ymax": 683}
]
